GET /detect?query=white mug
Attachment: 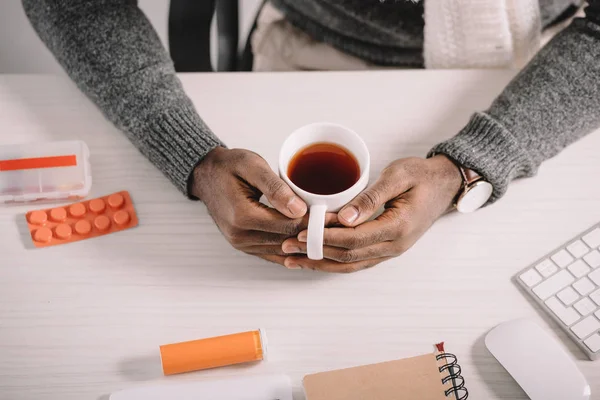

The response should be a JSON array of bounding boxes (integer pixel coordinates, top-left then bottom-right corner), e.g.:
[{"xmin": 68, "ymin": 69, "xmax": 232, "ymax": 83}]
[{"xmin": 279, "ymin": 122, "xmax": 370, "ymax": 260}]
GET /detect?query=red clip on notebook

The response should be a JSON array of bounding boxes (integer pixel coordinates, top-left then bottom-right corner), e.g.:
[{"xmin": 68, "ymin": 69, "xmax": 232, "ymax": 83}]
[{"xmin": 303, "ymin": 342, "xmax": 468, "ymax": 400}]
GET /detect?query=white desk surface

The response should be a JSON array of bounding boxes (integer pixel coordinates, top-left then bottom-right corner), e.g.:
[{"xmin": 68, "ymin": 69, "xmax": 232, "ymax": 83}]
[{"xmin": 1, "ymin": 71, "xmax": 599, "ymax": 400}]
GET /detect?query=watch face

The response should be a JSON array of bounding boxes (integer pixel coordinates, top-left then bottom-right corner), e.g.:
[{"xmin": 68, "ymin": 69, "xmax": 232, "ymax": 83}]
[{"xmin": 456, "ymin": 181, "xmax": 493, "ymax": 213}]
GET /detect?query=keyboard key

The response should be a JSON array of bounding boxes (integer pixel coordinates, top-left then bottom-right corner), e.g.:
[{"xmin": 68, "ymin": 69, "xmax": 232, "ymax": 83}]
[
  {"xmin": 570, "ymin": 315, "xmax": 600, "ymax": 339},
  {"xmin": 520, "ymin": 269, "xmax": 542, "ymax": 287},
  {"xmin": 568, "ymin": 260, "xmax": 591, "ymax": 278},
  {"xmin": 533, "ymin": 270, "xmax": 575, "ymax": 300},
  {"xmin": 589, "ymin": 269, "xmax": 600, "ymax": 286},
  {"xmin": 583, "ymin": 228, "xmax": 600, "ymax": 248},
  {"xmin": 557, "ymin": 287, "xmax": 580, "ymax": 305},
  {"xmin": 573, "ymin": 277, "xmax": 596, "ymax": 296},
  {"xmin": 584, "ymin": 333, "xmax": 600, "ymax": 353},
  {"xmin": 535, "ymin": 259, "xmax": 558, "ymax": 277},
  {"xmin": 567, "ymin": 240, "xmax": 590, "ymax": 258},
  {"xmin": 584, "ymin": 250, "xmax": 600, "ymax": 268},
  {"xmin": 551, "ymin": 249, "xmax": 574, "ymax": 268},
  {"xmin": 545, "ymin": 297, "xmax": 580, "ymax": 326},
  {"xmin": 574, "ymin": 297, "xmax": 597, "ymax": 316},
  {"xmin": 590, "ymin": 289, "xmax": 600, "ymax": 306}
]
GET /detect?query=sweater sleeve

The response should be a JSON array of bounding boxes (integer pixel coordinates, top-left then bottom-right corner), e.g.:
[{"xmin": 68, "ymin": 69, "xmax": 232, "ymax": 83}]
[
  {"xmin": 22, "ymin": 0, "xmax": 225, "ymax": 196},
  {"xmin": 428, "ymin": 1, "xmax": 600, "ymax": 204}
]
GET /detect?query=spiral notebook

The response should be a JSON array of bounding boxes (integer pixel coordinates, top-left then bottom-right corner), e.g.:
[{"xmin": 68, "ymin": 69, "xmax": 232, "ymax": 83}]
[{"xmin": 303, "ymin": 343, "xmax": 468, "ymax": 400}]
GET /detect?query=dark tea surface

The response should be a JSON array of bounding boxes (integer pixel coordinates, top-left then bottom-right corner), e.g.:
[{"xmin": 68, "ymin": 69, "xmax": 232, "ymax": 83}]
[{"xmin": 288, "ymin": 142, "xmax": 360, "ymax": 195}]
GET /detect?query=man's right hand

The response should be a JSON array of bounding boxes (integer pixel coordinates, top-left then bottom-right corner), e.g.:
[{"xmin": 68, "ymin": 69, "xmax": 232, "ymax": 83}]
[{"xmin": 191, "ymin": 147, "xmax": 324, "ymax": 266}]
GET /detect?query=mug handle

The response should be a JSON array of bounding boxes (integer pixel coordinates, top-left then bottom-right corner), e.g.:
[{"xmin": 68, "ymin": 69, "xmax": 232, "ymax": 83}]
[{"xmin": 307, "ymin": 205, "xmax": 327, "ymax": 260}]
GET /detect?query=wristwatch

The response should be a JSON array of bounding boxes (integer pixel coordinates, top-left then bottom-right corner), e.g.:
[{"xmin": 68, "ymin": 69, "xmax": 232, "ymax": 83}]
[{"xmin": 453, "ymin": 163, "xmax": 493, "ymax": 213}]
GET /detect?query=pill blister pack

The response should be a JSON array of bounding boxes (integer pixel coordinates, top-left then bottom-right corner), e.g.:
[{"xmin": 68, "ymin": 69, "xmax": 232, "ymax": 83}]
[{"xmin": 25, "ymin": 191, "xmax": 138, "ymax": 248}]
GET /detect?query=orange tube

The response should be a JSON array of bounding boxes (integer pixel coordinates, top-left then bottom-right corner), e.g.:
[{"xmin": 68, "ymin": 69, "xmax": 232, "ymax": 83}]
[{"xmin": 159, "ymin": 329, "xmax": 267, "ymax": 376}]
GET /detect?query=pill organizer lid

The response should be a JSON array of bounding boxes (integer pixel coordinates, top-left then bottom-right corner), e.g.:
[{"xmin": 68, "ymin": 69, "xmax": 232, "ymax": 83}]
[{"xmin": 0, "ymin": 140, "xmax": 91, "ymax": 203}]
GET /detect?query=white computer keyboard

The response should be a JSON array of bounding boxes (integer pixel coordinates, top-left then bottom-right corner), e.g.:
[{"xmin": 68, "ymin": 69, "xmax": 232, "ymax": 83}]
[{"xmin": 515, "ymin": 223, "xmax": 600, "ymax": 360}]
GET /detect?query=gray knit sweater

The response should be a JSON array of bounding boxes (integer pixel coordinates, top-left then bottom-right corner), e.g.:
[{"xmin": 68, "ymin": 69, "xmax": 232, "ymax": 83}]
[{"xmin": 22, "ymin": 0, "xmax": 600, "ymax": 204}]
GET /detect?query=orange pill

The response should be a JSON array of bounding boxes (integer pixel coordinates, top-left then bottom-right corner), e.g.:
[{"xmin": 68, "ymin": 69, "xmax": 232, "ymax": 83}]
[
  {"xmin": 54, "ymin": 224, "xmax": 72, "ymax": 240},
  {"xmin": 113, "ymin": 210, "xmax": 130, "ymax": 226},
  {"xmin": 89, "ymin": 199, "xmax": 106, "ymax": 214},
  {"xmin": 49, "ymin": 207, "xmax": 67, "ymax": 222},
  {"xmin": 94, "ymin": 215, "xmax": 111, "ymax": 231},
  {"xmin": 159, "ymin": 329, "xmax": 267, "ymax": 376},
  {"xmin": 28, "ymin": 210, "xmax": 48, "ymax": 225},
  {"xmin": 69, "ymin": 203, "xmax": 86, "ymax": 218},
  {"xmin": 107, "ymin": 193, "xmax": 124, "ymax": 209},
  {"xmin": 33, "ymin": 227, "xmax": 53, "ymax": 243},
  {"xmin": 74, "ymin": 219, "xmax": 92, "ymax": 235}
]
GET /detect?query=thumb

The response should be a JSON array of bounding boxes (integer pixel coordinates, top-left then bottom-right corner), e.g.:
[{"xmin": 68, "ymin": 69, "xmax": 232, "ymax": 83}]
[
  {"xmin": 243, "ymin": 156, "xmax": 307, "ymax": 219},
  {"xmin": 338, "ymin": 173, "xmax": 405, "ymax": 227}
]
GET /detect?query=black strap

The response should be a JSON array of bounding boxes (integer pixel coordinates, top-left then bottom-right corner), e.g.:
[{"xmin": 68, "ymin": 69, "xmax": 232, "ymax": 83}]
[
  {"xmin": 168, "ymin": 0, "xmax": 215, "ymax": 72},
  {"xmin": 216, "ymin": 0, "xmax": 239, "ymax": 71}
]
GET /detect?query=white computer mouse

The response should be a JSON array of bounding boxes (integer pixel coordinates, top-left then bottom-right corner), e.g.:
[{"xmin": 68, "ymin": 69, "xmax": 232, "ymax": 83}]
[{"xmin": 485, "ymin": 318, "xmax": 591, "ymax": 400}]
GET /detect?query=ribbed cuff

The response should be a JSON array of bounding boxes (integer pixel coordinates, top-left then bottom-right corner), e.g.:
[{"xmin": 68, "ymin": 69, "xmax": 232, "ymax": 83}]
[
  {"xmin": 141, "ymin": 105, "xmax": 225, "ymax": 197},
  {"xmin": 427, "ymin": 112, "xmax": 535, "ymax": 204}
]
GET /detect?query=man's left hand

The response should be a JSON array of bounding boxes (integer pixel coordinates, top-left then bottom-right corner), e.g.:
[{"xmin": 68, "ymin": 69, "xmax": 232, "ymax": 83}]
[{"xmin": 281, "ymin": 155, "xmax": 463, "ymax": 272}]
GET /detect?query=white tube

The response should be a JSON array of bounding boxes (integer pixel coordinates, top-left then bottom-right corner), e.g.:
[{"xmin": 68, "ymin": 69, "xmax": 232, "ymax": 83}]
[{"xmin": 109, "ymin": 374, "xmax": 292, "ymax": 400}]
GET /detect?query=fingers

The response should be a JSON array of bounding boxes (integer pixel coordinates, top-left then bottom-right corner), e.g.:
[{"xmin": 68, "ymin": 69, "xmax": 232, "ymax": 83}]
[
  {"xmin": 284, "ymin": 255, "xmax": 391, "ymax": 273},
  {"xmin": 228, "ymin": 231, "xmax": 290, "ymax": 247},
  {"xmin": 229, "ymin": 212, "xmax": 337, "ymax": 247},
  {"xmin": 243, "ymin": 244, "xmax": 291, "ymax": 257},
  {"xmin": 338, "ymin": 167, "xmax": 411, "ymax": 227},
  {"xmin": 240, "ymin": 153, "xmax": 307, "ymax": 219},
  {"xmin": 237, "ymin": 205, "xmax": 308, "ymax": 235},
  {"xmin": 238, "ymin": 206, "xmax": 338, "ymax": 236},
  {"xmin": 297, "ymin": 208, "xmax": 404, "ymax": 249},
  {"xmin": 282, "ymin": 238, "xmax": 395, "ymax": 263},
  {"xmin": 255, "ymin": 254, "xmax": 287, "ymax": 266}
]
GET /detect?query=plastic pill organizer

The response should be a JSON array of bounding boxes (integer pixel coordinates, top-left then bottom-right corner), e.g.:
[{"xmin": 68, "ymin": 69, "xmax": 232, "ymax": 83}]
[{"xmin": 0, "ymin": 141, "xmax": 91, "ymax": 203}]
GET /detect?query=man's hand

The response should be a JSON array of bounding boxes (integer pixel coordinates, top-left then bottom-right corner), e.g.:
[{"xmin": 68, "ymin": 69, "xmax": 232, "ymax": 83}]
[
  {"xmin": 281, "ymin": 155, "xmax": 463, "ymax": 272},
  {"xmin": 192, "ymin": 147, "xmax": 314, "ymax": 265}
]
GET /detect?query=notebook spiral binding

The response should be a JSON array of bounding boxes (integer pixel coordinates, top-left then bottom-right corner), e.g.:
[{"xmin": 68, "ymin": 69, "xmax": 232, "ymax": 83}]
[{"xmin": 436, "ymin": 352, "xmax": 468, "ymax": 400}]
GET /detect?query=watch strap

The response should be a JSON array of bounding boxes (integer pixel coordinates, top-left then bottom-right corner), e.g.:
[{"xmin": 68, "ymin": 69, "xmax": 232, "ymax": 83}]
[
  {"xmin": 450, "ymin": 160, "xmax": 484, "ymax": 209},
  {"xmin": 463, "ymin": 167, "xmax": 482, "ymax": 185}
]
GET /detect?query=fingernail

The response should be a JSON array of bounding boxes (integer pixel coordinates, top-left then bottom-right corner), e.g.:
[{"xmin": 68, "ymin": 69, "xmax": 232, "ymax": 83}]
[
  {"xmin": 339, "ymin": 206, "xmax": 359, "ymax": 224},
  {"xmin": 283, "ymin": 245, "xmax": 301, "ymax": 254},
  {"xmin": 287, "ymin": 196, "xmax": 307, "ymax": 216},
  {"xmin": 298, "ymin": 231, "xmax": 307, "ymax": 242},
  {"xmin": 286, "ymin": 262, "xmax": 302, "ymax": 270}
]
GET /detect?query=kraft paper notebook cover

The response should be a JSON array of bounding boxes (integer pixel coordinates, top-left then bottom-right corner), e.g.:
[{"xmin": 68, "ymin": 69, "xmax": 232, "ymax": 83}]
[{"xmin": 303, "ymin": 343, "xmax": 468, "ymax": 400}]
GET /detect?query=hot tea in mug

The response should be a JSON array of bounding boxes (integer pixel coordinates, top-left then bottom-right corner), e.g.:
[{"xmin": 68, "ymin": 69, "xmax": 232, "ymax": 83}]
[{"xmin": 287, "ymin": 142, "xmax": 360, "ymax": 195}]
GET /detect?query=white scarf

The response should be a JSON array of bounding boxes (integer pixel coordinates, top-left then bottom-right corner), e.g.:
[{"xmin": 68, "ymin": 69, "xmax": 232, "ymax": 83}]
[{"xmin": 423, "ymin": 0, "xmax": 542, "ymax": 69}]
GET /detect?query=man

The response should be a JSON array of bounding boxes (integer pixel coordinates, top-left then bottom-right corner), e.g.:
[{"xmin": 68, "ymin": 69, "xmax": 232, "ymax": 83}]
[{"xmin": 23, "ymin": 0, "xmax": 600, "ymax": 272}]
